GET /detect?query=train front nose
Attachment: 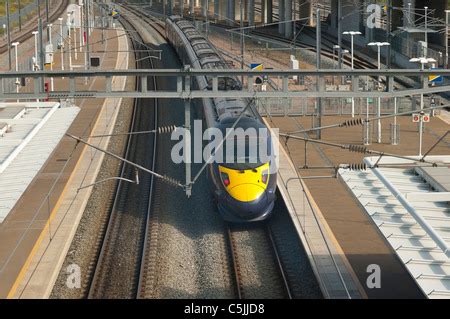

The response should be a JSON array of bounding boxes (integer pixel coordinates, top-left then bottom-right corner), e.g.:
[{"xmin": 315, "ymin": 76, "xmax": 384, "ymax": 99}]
[
  {"xmin": 219, "ymin": 184, "xmax": 274, "ymax": 222},
  {"xmin": 230, "ymin": 184, "xmax": 265, "ymax": 203}
]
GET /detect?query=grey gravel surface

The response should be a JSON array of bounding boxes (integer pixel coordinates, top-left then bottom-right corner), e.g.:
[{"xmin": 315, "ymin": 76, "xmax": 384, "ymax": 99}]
[
  {"xmin": 229, "ymin": 224, "xmax": 288, "ymax": 299},
  {"xmin": 86, "ymin": 14, "xmax": 161, "ymax": 298},
  {"xmin": 269, "ymin": 196, "xmax": 324, "ymax": 299},
  {"xmin": 148, "ymin": 40, "xmax": 234, "ymax": 299}
]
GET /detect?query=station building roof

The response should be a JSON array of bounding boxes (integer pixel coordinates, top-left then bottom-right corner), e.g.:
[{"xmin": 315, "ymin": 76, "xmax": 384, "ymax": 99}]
[
  {"xmin": 340, "ymin": 156, "xmax": 450, "ymax": 299},
  {"xmin": 0, "ymin": 102, "xmax": 79, "ymax": 223}
]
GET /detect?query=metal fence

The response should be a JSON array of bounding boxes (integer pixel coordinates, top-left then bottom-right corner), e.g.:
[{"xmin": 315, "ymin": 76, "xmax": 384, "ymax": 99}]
[
  {"xmin": 371, "ymin": 29, "xmax": 443, "ymax": 66},
  {"xmin": 256, "ymin": 95, "xmax": 434, "ymax": 117},
  {"xmin": 391, "ymin": 35, "xmax": 443, "ymax": 65}
]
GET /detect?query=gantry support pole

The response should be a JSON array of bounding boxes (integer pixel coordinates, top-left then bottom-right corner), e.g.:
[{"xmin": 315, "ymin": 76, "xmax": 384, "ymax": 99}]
[
  {"xmin": 285, "ymin": 0, "xmax": 292, "ymax": 38},
  {"xmin": 278, "ymin": 0, "xmax": 285, "ymax": 34}
]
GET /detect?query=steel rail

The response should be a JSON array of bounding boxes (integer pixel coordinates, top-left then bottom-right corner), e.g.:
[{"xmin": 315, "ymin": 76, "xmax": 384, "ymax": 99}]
[
  {"xmin": 225, "ymin": 227, "xmax": 243, "ymax": 299},
  {"xmin": 87, "ymin": 12, "xmax": 160, "ymax": 298},
  {"xmin": 0, "ymin": 0, "xmax": 70, "ymax": 54},
  {"xmin": 265, "ymin": 225, "xmax": 293, "ymax": 299}
]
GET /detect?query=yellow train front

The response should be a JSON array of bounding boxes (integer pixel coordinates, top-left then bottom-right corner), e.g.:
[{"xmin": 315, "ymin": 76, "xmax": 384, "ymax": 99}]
[{"xmin": 209, "ymin": 120, "xmax": 277, "ymax": 223}]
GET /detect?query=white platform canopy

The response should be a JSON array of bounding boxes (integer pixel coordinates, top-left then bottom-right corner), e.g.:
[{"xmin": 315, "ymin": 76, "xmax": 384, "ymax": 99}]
[
  {"xmin": 0, "ymin": 102, "xmax": 79, "ymax": 223},
  {"xmin": 340, "ymin": 156, "xmax": 450, "ymax": 299}
]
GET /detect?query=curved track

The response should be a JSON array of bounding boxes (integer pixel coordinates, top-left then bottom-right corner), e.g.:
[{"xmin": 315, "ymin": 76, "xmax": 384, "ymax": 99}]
[
  {"xmin": 87, "ymin": 13, "xmax": 159, "ymax": 299},
  {"xmin": 123, "ymin": 6, "xmax": 322, "ymax": 299},
  {"xmin": 88, "ymin": 5, "xmax": 323, "ymax": 299},
  {"xmin": 0, "ymin": 0, "xmax": 70, "ymax": 54}
]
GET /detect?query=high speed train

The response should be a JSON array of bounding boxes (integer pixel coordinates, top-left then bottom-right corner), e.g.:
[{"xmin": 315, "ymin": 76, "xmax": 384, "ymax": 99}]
[{"xmin": 166, "ymin": 16, "xmax": 277, "ymax": 223}]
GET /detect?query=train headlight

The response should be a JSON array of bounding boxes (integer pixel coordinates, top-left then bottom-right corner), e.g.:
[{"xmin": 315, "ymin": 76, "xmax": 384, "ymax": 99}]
[
  {"xmin": 262, "ymin": 169, "xmax": 269, "ymax": 184},
  {"xmin": 221, "ymin": 172, "xmax": 230, "ymax": 187}
]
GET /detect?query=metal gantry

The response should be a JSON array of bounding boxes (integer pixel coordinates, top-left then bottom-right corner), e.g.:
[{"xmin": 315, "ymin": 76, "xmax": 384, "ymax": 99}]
[{"xmin": 1, "ymin": 69, "xmax": 450, "ymax": 100}]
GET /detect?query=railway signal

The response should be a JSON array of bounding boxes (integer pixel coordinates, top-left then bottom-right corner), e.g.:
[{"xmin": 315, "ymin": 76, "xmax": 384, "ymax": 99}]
[
  {"xmin": 412, "ymin": 111, "xmax": 431, "ymax": 156},
  {"xmin": 412, "ymin": 112, "xmax": 431, "ymax": 123}
]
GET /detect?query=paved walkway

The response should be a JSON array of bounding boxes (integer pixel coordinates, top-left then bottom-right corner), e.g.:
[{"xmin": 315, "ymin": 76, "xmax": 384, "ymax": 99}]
[
  {"xmin": 11, "ymin": 26, "xmax": 129, "ymax": 298},
  {"xmin": 268, "ymin": 114, "xmax": 450, "ymax": 298},
  {"xmin": 0, "ymin": 21, "xmax": 129, "ymax": 298},
  {"xmin": 266, "ymin": 119, "xmax": 364, "ymax": 299}
]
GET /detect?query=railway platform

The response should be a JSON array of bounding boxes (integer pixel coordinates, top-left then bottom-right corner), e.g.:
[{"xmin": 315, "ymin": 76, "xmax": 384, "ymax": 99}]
[
  {"xmin": 268, "ymin": 114, "xmax": 449, "ymax": 298},
  {"xmin": 268, "ymin": 119, "xmax": 364, "ymax": 299},
  {"xmin": 0, "ymin": 20, "xmax": 130, "ymax": 299}
]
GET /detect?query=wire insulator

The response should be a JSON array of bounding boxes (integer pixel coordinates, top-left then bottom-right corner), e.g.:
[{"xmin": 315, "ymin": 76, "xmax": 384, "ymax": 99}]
[
  {"xmin": 162, "ymin": 175, "xmax": 181, "ymax": 187},
  {"xmin": 158, "ymin": 125, "xmax": 177, "ymax": 134},
  {"xmin": 348, "ymin": 145, "xmax": 368, "ymax": 154},
  {"xmin": 347, "ymin": 163, "xmax": 367, "ymax": 171},
  {"xmin": 340, "ymin": 118, "xmax": 364, "ymax": 127}
]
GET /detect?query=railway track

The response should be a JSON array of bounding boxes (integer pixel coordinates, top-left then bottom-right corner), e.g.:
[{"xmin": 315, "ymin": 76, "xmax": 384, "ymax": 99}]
[
  {"xmin": 123, "ymin": 8, "xmax": 171, "ymax": 299},
  {"xmin": 124, "ymin": 4, "xmax": 166, "ymax": 33},
  {"xmin": 226, "ymin": 223, "xmax": 292, "ymax": 299},
  {"xmin": 124, "ymin": 7, "xmax": 323, "ymax": 299},
  {"xmin": 0, "ymin": 0, "xmax": 70, "ymax": 55},
  {"xmin": 87, "ymin": 6, "xmax": 323, "ymax": 299},
  {"xmin": 87, "ymin": 11, "xmax": 159, "ymax": 299},
  {"xmin": 250, "ymin": 26, "xmax": 376, "ymax": 70}
]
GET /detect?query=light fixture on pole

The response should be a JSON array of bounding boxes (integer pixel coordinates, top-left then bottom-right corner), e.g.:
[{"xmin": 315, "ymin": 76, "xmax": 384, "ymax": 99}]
[
  {"xmin": 67, "ymin": 12, "xmax": 73, "ymax": 71},
  {"xmin": 32, "ymin": 31, "xmax": 39, "ymax": 102},
  {"xmin": 12, "ymin": 41, "xmax": 20, "ymax": 101},
  {"xmin": 79, "ymin": 3, "xmax": 84, "ymax": 52},
  {"xmin": 343, "ymin": 31, "xmax": 362, "ymax": 118},
  {"xmin": 6, "ymin": 0, "xmax": 12, "ymax": 71},
  {"xmin": 333, "ymin": 45, "xmax": 340, "ymax": 69},
  {"xmin": 58, "ymin": 17, "xmax": 64, "ymax": 71},
  {"xmin": 2, "ymin": 24, "xmax": 6, "ymax": 44},
  {"xmin": 424, "ymin": 6, "xmax": 428, "ymax": 54},
  {"xmin": 48, "ymin": 23, "xmax": 53, "ymax": 44},
  {"xmin": 32, "ymin": 31, "xmax": 39, "ymax": 67},
  {"xmin": 48, "ymin": 23, "xmax": 54, "ymax": 91},
  {"xmin": 368, "ymin": 42, "xmax": 390, "ymax": 144},
  {"xmin": 445, "ymin": 10, "xmax": 450, "ymax": 69},
  {"xmin": 73, "ymin": 10, "xmax": 78, "ymax": 61},
  {"xmin": 343, "ymin": 31, "xmax": 362, "ymax": 69},
  {"xmin": 409, "ymin": 57, "xmax": 436, "ymax": 157}
]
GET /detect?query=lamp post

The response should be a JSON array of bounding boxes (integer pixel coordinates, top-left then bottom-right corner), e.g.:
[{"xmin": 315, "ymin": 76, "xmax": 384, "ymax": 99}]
[
  {"xmin": 424, "ymin": 6, "xmax": 428, "ymax": 55},
  {"xmin": 409, "ymin": 57, "xmax": 436, "ymax": 157},
  {"xmin": 67, "ymin": 12, "xmax": 73, "ymax": 71},
  {"xmin": 12, "ymin": 42, "xmax": 20, "ymax": 101},
  {"xmin": 48, "ymin": 23, "xmax": 54, "ymax": 91},
  {"xmin": 73, "ymin": 11, "xmax": 78, "ymax": 61},
  {"xmin": 32, "ymin": 31, "xmax": 39, "ymax": 67},
  {"xmin": 48, "ymin": 23, "xmax": 53, "ymax": 45},
  {"xmin": 32, "ymin": 31, "xmax": 39, "ymax": 102},
  {"xmin": 79, "ymin": 3, "xmax": 84, "ymax": 52},
  {"xmin": 445, "ymin": 10, "xmax": 450, "ymax": 69},
  {"xmin": 6, "ymin": 0, "xmax": 12, "ymax": 71},
  {"xmin": 343, "ymin": 31, "xmax": 362, "ymax": 118},
  {"xmin": 333, "ymin": 45, "xmax": 340, "ymax": 69},
  {"xmin": 343, "ymin": 31, "xmax": 362, "ymax": 69},
  {"xmin": 58, "ymin": 17, "xmax": 64, "ymax": 71},
  {"xmin": 368, "ymin": 42, "xmax": 390, "ymax": 144}
]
